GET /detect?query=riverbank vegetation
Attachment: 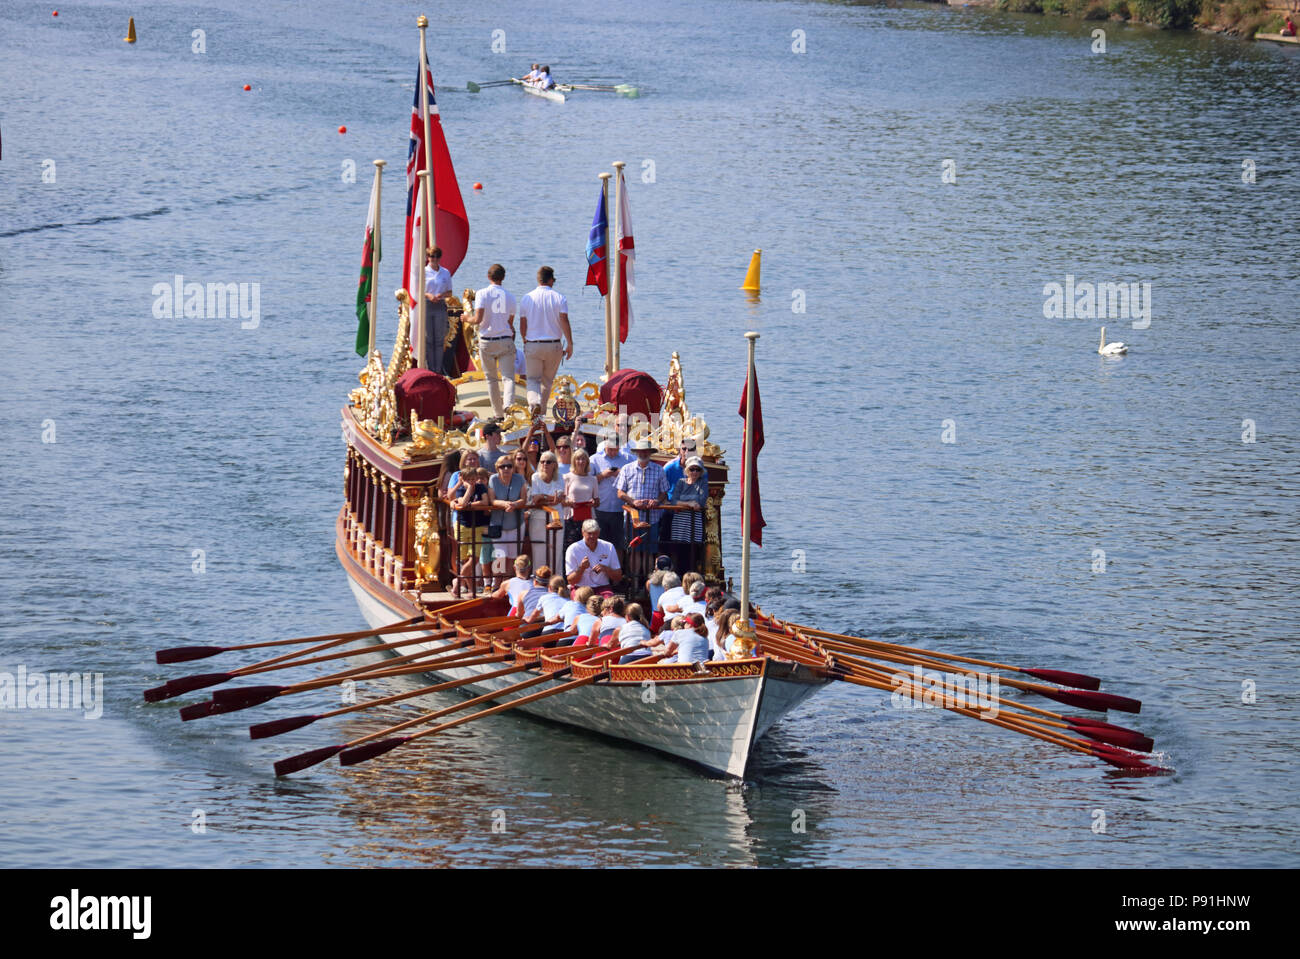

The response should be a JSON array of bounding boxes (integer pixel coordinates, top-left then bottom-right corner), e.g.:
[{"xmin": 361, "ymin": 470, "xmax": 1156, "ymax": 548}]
[{"xmin": 991, "ymin": 0, "xmax": 1290, "ymax": 35}]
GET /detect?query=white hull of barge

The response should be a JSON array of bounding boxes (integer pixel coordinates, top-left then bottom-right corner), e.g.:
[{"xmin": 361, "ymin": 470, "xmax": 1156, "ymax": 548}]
[{"xmin": 344, "ymin": 574, "xmax": 825, "ymax": 778}]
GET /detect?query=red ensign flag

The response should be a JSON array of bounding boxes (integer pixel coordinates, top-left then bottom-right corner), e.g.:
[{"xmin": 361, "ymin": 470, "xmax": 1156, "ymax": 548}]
[{"xmin": 738, "ymin": 369, "xmax": 766, "ymax": 546}]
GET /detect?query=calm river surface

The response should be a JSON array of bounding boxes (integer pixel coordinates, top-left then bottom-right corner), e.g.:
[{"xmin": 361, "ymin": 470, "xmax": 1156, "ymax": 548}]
[{"xmin": 2, "ymin": 0, "xmax": 1298, "ymax": 867}]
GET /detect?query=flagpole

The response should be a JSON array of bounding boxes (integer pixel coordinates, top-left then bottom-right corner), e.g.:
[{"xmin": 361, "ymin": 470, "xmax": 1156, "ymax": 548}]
[
  {"xmin": 417, "ymin": 16, "xmax": 437, "ymax": 252},
  {"xmin": 368, "ymin": 159, "xmax": 385, "ymax": 356},
  {"xmin": 740, "ymin": 331, "xmax": 759, "ymax": 623},
  {"xmin": 598, "ymin": 172, "xmax": 613, "ymax": 380},
  {"xmin": 611, "ymin": 161, "xmax": 625, "ymax": 373},
  {"xmin": 416, "ymin": 170, "xmax": 430, "ymax": 369}
]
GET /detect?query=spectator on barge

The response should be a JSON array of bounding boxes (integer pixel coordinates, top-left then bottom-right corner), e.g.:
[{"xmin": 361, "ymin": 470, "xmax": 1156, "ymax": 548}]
[{"xmin": 563, "ymin": 448, "xmax": 598, "ymax": 552}]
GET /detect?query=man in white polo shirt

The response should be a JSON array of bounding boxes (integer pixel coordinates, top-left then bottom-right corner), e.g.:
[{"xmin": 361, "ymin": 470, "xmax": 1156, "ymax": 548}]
[
  {"xmin": 471, "ymin": 263, "xmax": 517, "ymax": 419},
  {"xmin": 565, "ymin": 519, "xmax": 622, "ymax": 590},
  {"xmin": 518, "ymin": 265, "xmax": 574, "ymax": 416}
]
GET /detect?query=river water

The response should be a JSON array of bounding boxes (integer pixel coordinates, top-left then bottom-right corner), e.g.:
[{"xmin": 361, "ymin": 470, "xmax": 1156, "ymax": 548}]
[{"xmin": 2, "ymin": 0, "xmax": 1298, "ymax": 867}]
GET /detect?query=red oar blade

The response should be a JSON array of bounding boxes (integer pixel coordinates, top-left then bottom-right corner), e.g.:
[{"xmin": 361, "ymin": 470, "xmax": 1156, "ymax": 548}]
[
  {"xmin": 274, "ymin": 745, "xmax": 345, "ymax": 777},
  {"xmin": 143, "ymin": 672, "xmax": 233, "ymax": 702},
  {"xmin": 1063, "ymin": 716, "xmax": 1145, "ymax": 737},
  {"xmin": 1069, "ymin": 725, "xmax": 1154, "ymax": 753},
  {"xmin": 179, "ymin": 700, "xmax": 215, "ymax": 721},
  {"xmin": 155, "ymin": 645, "xmax": 227, "ymax": 664},
  {"xmin": 211, "ymin": 685, "xmax": 284, "ymax": 709},
  {"xmin": 339, "ymin": 737, "xmax": 410, "ymax": 766},
  {"xmin": 249, "ymin": 714, "xmax": 320, "ymax": 740},
  {"xmin": 1020, "ymin": 668, "xmax": 1101, "ymax": 691},
  {"xmin": 1037, "ymin": 686, "xmax": 1141, "ymax": 715}
]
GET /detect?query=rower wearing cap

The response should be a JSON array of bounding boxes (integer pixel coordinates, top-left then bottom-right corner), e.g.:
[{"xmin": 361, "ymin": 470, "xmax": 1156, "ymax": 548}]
[
  {"xmin": 615, "ymin": 438, "xmax": 669, "ymax": 555},
  {"xmin": 591, "ymin": 429, "xmax": 632, "ymax": 551},
  {"xmin": 518, "ymin": 266, "xmax": 573, "ymax": 417}
]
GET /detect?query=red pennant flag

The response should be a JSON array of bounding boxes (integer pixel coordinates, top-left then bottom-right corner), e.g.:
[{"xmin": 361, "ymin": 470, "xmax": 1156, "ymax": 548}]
[{"xmin": 738, "ymin": 369, "xmax": 766, "ymax": 546}]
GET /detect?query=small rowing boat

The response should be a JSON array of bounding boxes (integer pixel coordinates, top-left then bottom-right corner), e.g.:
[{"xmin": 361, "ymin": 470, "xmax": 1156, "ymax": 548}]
[{"xmin": 513, "ymin": 77, "xmax": 567, "ymax": 103}]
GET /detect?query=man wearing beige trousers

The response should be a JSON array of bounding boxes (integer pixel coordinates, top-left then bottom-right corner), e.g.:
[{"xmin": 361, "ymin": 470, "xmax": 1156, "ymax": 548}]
[
  {"xmin": 518, "ymin": 266, "xmax": 574, "ymax": 417},
  {"xmin": 471, "ymin": 263, "xmax": 518, "ymax": 419}
]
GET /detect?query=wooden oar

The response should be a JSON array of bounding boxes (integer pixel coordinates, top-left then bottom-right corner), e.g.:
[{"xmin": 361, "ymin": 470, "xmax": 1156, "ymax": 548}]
[
  {"xmin": 275, "ymin": 667, "xmax": 569, "ymax": 775},
  {"xmin": 154, "ymin": 615, "xmax": 429, "ymax": 664},
  {"xmin": 795, "ymin": 634, "xmax": 1141, "ymax": 714},
  {"xmin": 156, "ymin": 612, "xmax": 522, "ymax": 703},
  {"xmin": 249, "ymin": 660, "xmax": 538, "ymax": 739},
  {"xmin": 757, "ymin": 633, "xmax": 1153, "ymax": 770},
  {"xmin": 215, "ymin": 620, "xmax": 572, "ymax": 710},
  {"xmin": 767, "ymin": 616, "xmax": 1102, "ymax": 691},
  {"xmin": 338, "ymin": 669, "xmax": 608, "ymax": 767},
  {"xmin": 824, "ymin": 652, "xmax": 1154, "ymax": 752},
  {"xmin": 147, "ymin": 623, "xmax": 465, "ymax": 702},
  {"xmin": 182, "ymin": 644, "xmax": 511, "ymax": 719}
]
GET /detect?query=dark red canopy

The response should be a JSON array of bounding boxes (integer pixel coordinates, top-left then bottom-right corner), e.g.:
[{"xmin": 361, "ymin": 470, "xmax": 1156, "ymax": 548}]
[
  {"xmin": 395, "ymin": 368, "xmax": 458, "ymax": 427},
  {"xmin": 599, "ymin": 369, "xmax": 662, "ymax": 420}
]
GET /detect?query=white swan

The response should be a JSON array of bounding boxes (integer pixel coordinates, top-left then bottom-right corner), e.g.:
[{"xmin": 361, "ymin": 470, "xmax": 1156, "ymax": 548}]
[{"xmin": 1098, "ymin": 326, "xmax": 1128, "ymax": 356}]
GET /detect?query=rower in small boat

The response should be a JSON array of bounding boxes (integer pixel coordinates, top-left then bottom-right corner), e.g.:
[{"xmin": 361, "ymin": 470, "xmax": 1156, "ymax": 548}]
[
  {"xmin": 522, "ymin": 63, "xmax": 541, "ymax": 83},
  {"xmin": 534, "ymin": 65, "xmax": 556, "ymax": 90}
]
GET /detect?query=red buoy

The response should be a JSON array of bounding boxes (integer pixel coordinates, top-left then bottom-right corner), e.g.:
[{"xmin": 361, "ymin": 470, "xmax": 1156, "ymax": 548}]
[
  {"xmin": 473, "ymin": 182, "xmax": 483, "ymax": 191},
  {"xmin": 243, "ymin": 84, "xmax": 251, "ymax": 91}
]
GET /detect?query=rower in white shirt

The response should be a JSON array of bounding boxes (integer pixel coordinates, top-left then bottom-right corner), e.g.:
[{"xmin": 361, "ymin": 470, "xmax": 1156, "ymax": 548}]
[
  {"xmin": 522, "ymin": 63, "xmax": 540, "ymax": 83},
  {"xmin": 536, "ymin": 65, "xmax": 556, "ymax": 90}
]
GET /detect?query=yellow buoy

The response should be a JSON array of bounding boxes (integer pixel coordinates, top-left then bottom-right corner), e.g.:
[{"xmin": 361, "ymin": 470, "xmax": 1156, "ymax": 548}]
[
  {"xmin": 124, "ymin": 17, "xmax": 136, "ymax": 43},
  {"xmin": 740, "ymin": 249, "xmax": 761, "ymax": 291}
]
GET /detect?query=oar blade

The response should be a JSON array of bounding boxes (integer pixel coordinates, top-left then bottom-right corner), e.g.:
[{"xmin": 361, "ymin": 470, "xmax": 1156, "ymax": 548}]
[
  {"xmin": 1020, "ymin": 668, "xmax": 1101, "ymax": 691},
  {"xmin": 466, "ymin": 80, "xmax": 481, "ymax": 92},
  {"xmin": 179, "ymin": 700, "xmax": 215, "ymax": 721},
  {"xmin": 274, "ymin": 745, "xmax": 345, "ymax": 777},
  {"xmin": 1037, "ymin": 686, "xmax": 1141, "ymax": 715},
  {"xmin": 143, "ymin": 672, "xmax": 233, "ymax": 702},
  {"xmin": 249, "ymin": 714, "xmax": 321, "ymax": 740},
  {"xmin": 212, "ymin": 685, "xmax": 284, "ymax": 708},
  {"xmin": 339, "ymin": 737, "xmax": 410, "ymax": 766},
  {"xmin": 156, "ymin": 645, "xmax": 227, "ymax": 664},
  {"xmin": 1070, "ymin": 725, "xmax": 1154, "ymax": 753},
  {"xmin": 1064, "ymin": 716, "xmax": 1145, "ymax": 737}
]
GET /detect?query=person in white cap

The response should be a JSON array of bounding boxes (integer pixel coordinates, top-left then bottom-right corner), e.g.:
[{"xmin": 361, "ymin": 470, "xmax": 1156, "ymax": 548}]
[
  {"xmin": 590, "ymin": 429, "xmax": 632, "ymax": 551},
  {"xmin": 517, "ymin": 266, "xmax": 573, "ymax": 417},
  {"xmin": 667, "ymin": 454, "xmax": 708, "ymax": 569},
  {"xmin": 615, "ymin": 438, "xmax": 669, "ymax": 555}
]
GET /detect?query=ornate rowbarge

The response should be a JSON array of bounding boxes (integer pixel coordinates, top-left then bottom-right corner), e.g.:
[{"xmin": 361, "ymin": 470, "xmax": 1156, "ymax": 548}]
[{"xmin": 341, "ymin": 319, "xmax": 830, "ymax": 777}]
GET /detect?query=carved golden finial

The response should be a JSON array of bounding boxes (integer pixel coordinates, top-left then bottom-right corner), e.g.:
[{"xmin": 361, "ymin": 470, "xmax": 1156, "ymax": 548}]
[
  {"xmin": 727, "ymin": 619, "xmax": 758, "ymax": 660},
  {"xmin": 417, "ymin": 15, "xmax": 429, "ymax": 28}
]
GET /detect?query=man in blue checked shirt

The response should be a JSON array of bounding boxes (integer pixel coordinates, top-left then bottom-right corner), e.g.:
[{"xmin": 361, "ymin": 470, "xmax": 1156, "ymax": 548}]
[{"xmin": 615, "ymin": 439, "xmax": 669, "ymax": 554}]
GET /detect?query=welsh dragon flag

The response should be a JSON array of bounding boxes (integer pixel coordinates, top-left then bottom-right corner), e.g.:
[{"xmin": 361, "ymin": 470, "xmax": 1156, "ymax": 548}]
[{"xmin": 354, "ymin": 173, "xmax": 382, "ymax": 356}]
